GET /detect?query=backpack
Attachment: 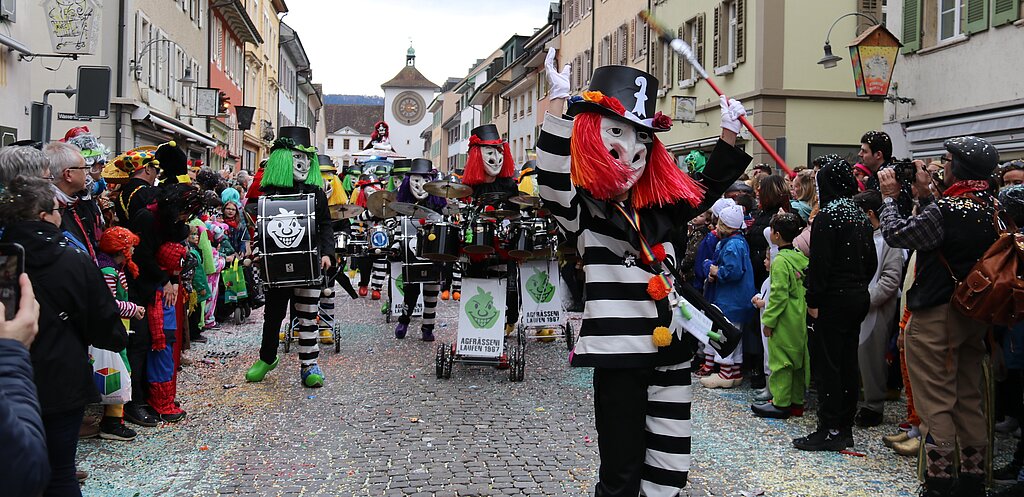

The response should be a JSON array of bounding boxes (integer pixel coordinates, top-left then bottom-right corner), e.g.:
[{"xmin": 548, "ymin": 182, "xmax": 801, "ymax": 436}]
[{"xmin": 940, "ymin": 202, "xmax": 1024, "ymax": 326}]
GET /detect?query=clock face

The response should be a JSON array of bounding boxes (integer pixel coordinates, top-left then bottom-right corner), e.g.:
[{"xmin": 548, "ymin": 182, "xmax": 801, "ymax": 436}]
[{"xmin": 392, "ymin": 91, "xmax": 425, "ymax": 125}]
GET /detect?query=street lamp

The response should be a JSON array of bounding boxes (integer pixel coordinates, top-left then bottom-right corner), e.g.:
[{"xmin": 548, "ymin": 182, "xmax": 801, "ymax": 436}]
[
  {"xmin": 129, "ymin": 38, "xmax": 198, "ymax": 87},
  {"xmin": 817, "ymin": 12, "xmax": 880, "ymax": 69}
]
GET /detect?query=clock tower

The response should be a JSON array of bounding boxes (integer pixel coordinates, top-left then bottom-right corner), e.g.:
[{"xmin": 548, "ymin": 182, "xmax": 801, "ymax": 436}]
[{"xmin": 381, "ymin": 45, "xmax": 439, "ymax": 159}]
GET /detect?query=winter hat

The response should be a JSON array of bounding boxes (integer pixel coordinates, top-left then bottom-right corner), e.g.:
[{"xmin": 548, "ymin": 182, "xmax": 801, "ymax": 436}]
[
  {"xmin": 945, "ymin": 136, "xmax": 998, "ymax": 180},
  {"xmin": 711, "ymin": 197, "xmax": 736, "ymax": 217},
  {"xmin": 999, "ymin": 184, "xmax": 1024, "ymax": 226},
  {"xmin": 156, "ymin": 242, "xmax": 187, "ymax": 275},
  {"xmin": 719, "ymin": 204, "xmax": 745, "ymax": 230},
  {"xmin": 98, "ymin": 226, "xmax": 140, "ymax": 278}
]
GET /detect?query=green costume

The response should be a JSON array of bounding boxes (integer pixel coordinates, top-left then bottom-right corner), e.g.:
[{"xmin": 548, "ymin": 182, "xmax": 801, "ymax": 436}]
[{"xmin": 760, "ymin": 246, "xmax": 810, "ymax": 408}]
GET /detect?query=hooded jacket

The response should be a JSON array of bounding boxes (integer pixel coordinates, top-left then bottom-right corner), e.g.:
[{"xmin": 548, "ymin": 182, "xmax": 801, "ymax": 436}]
[
  {"xmin": 0, "ymin": 221, "xmax": 127, "ymax": 415},
  {"xmin": 805, "ymin": 161, "xmax": 878, "ymax": 308}
]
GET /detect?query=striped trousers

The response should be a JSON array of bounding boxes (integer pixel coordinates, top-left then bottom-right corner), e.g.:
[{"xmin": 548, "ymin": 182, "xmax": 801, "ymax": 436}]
[
  {"xmin": 261, "ymin": 286, "xmax": 321, "ymax": 366},
  {"xmin": 593, "ymin": 360, "xmax": 692, "ymax": 497},
  {"xmin": 369, "ymin": 257, "xmax": 389, "ymax": 291},
  {"xmin": 398, "ymin": 282, "xmax": 440, "ymax": 327}
]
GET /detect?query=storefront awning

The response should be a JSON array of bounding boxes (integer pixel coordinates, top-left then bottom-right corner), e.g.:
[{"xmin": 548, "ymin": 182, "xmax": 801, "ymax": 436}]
[
  {"xmin": 904, "ymin": 105, "xmax": 1024, "ymax": 159},
  {"xmin": 138, "ymin": 112, "xmax": 218, "ymax": 148}
]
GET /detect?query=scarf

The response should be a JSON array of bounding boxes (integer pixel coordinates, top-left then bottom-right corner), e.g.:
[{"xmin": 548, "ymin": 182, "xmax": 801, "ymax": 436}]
[{"xmin": 943, "ymin": 180, "xmax": 990, "ymax": 198}]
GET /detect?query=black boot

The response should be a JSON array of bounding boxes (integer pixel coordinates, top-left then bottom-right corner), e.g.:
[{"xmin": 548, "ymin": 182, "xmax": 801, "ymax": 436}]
[
  {"xmin": 921, "ymin": 477, "xmax": 956, "ymax": 497},
  {"xmin": 954, "ymin": 474, "xmax": 986, "ymax": 497}
]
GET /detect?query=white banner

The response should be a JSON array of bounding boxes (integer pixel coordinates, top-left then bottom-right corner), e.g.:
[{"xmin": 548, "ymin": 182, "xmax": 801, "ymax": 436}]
[
  {"xmin": 455, "ymin": 277, "xmax": 506, "ymax": 357},
  {"xmin": 519, "ymin": 260, "xmax": 564, "ymax": 327},
  {"xmin": 389, "ymin": 262, "xmax": 423, "ymax": 317}
]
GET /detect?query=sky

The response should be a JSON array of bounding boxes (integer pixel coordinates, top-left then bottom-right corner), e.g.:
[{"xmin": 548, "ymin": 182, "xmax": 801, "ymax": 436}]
[{"xmin": 284, "ymin": 0, "xmax": 557, "ymax": 96}]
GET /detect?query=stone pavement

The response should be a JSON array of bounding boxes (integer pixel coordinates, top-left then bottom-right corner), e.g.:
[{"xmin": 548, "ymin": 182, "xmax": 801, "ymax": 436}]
[{"xmin": 77, "ymin": 291, "xmax": 1014, "ymax": 496}]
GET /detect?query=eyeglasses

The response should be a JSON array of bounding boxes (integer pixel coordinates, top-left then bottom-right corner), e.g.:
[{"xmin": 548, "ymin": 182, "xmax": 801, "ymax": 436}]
[
  {"xmin": 67, "ymin": 166, "xmax": 92, "ymax": 171},
  {"xmin": 41, "ymin": 175, "xmax": 55, "ymax": 181},
  {"xmin": 940, "ymin": 157, "xmax": 953, "ymax": 164}
]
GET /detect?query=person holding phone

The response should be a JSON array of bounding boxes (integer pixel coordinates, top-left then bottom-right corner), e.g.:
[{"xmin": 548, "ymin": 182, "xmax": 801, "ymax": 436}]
[
  {"xmin": 0, "ymin": 176, "xmax": 126, "ymax": 497},
  {"xmin": 0, "ymin": 273, "xmax": 49, "ymax": 497}
]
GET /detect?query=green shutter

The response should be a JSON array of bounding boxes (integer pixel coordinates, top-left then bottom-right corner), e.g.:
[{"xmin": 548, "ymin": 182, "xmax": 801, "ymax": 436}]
[
  {"xmin": 965, "ymin": 0, "xmax": 990, "ymax": 33},
  {"xmin": 992, "ymin": 0, "xmax": 1020, "ymax": 26},
  {"xmin": 901, "ymin": 0, "xmax": 922, "ymax": 53}
]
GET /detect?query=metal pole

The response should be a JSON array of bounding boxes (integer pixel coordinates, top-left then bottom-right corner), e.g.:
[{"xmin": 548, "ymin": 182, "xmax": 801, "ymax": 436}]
[{"xmin": 40, "ymin": 88, "xmax": 78, "ymax": 144}]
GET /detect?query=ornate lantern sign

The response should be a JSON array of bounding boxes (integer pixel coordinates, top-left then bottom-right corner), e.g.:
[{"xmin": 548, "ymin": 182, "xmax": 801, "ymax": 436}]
[
  {"xmin": 847, "ymin": 24, "xmax": 902, "ymax": 98},
  {"xmin": 44, "ymin": 0, "xmax": 103, "ymax": 55}
]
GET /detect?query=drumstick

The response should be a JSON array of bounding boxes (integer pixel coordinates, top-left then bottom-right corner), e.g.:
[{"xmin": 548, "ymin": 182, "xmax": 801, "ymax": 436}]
[{"xmin": 640, "ymin": 10, "xmax": 794, "ymax": 178}]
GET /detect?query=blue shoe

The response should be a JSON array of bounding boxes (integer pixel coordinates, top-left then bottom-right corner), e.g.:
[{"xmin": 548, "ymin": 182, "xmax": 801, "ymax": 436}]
[
  {"xmin": 301, "ymin": 364, "xmax": 324, "ymax": 388},
  {"xmin": 421, "ymin": 324, "xmax": 435, "ymax": 342},
  {"xmin": 395, "ymin": 322, "xmax": 408, "ymax": 339}
]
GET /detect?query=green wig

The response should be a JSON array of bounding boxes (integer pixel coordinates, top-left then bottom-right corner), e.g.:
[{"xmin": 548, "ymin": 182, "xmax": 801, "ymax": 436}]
[{"xmin": 261, "ymin": 147, "xmax": 324, "ymax": 190}]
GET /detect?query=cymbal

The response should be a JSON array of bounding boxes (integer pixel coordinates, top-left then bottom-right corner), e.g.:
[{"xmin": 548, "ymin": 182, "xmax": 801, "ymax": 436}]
[
  {"xmin": 424, "ymin": 179, "xmax": 472, "ymax": 199},
  {"xmin": 475, "ymin": 191, "xmax": 513, "ymax": 205},
  {"xmin": 329, "ymin": 204, "xmax": 365, "ymax": 220},
  {"xmin": 366, "ymin": 190, "xmax": 397, "ymax": 218},
  {"xmin": 480, "ymin": 209, "xmax": 521, "ymax": 221},
  {"xmin": 388, "ymin": 201, "xmax": 442, "ymax": 222},
  {"xmin": 509, "ymin": 195, "xmax": 541, "ymax": 208}
]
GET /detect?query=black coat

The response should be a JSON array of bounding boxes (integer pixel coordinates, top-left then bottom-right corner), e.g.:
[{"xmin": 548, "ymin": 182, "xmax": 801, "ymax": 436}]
[
  {"xmin": 0, "ymin": 221, "xmax": 127, "ymax": 416},
  {"xmin": 0, "ymin": 339, "xmax": 50, "ymax": 496}
]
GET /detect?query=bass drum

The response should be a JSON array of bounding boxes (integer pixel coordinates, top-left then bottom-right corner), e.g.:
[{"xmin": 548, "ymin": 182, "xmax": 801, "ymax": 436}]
[
  {"xmin": 418, "ymin": 222, "xmax": 461, "ymax": 262},
  {"xmin": 463, "ymin": 219, "xmax": 496, "ymax": 255},
  {"xmin": 507, "ymin": 220, "xmax": 551, "ymax": 259},
  {"xmin": 256, "ymin": 194, "xmax": 321, "ymax": 288}
]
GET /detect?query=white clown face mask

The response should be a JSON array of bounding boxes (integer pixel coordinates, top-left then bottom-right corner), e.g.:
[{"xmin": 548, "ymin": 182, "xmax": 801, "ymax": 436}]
[
  {"xmin": 292, "ymin": 151, "xmax": 311, "ymax": 183},
  {"xmin": 481, "ymin": 145, "xmax": 504, "ymax": 177},
  {"xmin": 409, "ymin": 175, "xmax": 429, "ymax": 200},
  {"xmin": 601, "ymin": 116, "xmax": 652, "ymax": 193}
]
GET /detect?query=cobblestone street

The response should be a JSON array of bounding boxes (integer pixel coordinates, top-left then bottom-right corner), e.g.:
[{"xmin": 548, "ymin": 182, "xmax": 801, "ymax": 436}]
[{"xmin": 77, "ymin": 291, "xmax": 1010, "ymax": 496}]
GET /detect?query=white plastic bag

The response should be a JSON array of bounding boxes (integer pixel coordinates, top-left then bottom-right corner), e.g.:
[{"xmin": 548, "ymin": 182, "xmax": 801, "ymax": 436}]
[{"xmin": 88, "ymin": 347, "xmax": 132, "ymax": 405}]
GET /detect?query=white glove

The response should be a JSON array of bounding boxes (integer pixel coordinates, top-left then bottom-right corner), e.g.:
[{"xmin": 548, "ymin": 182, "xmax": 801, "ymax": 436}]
[
  {"xmin": 719, "ymin": 96, "xmax": 746, "ymax": 134},
  {"xmin": 544, "ymin": 47, "xmax": 571, "ymax": 99}
]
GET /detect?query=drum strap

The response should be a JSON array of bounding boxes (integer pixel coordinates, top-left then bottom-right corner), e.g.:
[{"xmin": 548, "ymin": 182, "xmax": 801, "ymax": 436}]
[{"xmin": 611, "ymin": 203, "xmax": 674, "ymax": 293}]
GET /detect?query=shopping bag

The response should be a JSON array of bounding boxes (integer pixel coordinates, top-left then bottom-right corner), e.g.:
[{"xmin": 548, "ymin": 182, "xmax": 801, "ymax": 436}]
[
  {"xmin": 223, "ymin": 259, "xmax": 248, "ymax": 303},
  {"xmin": 88, "ymin": 346, "xmax": 132, "ymax": 405}
]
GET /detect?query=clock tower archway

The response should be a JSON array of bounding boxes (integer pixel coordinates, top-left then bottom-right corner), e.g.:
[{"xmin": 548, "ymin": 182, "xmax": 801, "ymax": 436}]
[{"xmin": 381, "ymin": 45, "xmax": 439, "ymax": 159}]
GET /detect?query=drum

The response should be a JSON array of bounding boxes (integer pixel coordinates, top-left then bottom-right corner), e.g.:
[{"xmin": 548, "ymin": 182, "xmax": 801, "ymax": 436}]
[
  {"xmin": 418, "ymin": 222, "xmax": 461, "ymax": 262},
  {"xmin": 257, "ymin": 194, "xmax": 321, "ymax": 288},
  {"xmin": 366, "ymin": 224, "xmax": 391, "ymax": 254},
  {"xmin": 507, "ymin": 219, "xmax": 551, "ymax": 259},
  {"xmin": 334, "ymin": 232, "xmax": 351, "ymax": 255},
  {"xmin": 464, "ymin": 219, "xmax": 496, "ymax": 255},
  {"xmin": 402, "ymin": 262, "xmax": 442, "ymax": 284}
]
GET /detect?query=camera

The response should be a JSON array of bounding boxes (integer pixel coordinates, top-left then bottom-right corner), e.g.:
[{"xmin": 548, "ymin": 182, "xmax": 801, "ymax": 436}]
[{"xmin": 892, "ymin": 159, "xmax": 917, "ymax": 184}]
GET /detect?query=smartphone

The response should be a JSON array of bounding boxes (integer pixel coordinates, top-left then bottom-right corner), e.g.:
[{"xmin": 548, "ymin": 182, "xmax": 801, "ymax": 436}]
[{"xmin": 0, "ymin": 243, "xmax": 26, "ymax": 321}]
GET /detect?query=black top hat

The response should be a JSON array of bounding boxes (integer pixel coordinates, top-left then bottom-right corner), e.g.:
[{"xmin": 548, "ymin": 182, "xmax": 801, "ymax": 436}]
[
  {"xmin": 275, "ymin": 126, "xmax": 314, "ymax": 151},
  {"xmin": 392, "ymin": 159, "xmax": 413, "ymax": 173},
  {"xmin": 471, "ymin": 124, "xmax": 502, "ymax": 145},
  {"xmin": 567, "ymin": 65, "xmax": 667, "ymax": 132},
  {"xmin": 408, "ymin": 158, "xmax": 433, "ymax": 175},
  {"xmin": 317, "ymin": 154, "xmax": 333, "ymax": 165}
]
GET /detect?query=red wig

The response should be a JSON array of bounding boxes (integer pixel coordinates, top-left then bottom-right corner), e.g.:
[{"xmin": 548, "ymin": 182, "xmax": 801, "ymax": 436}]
[
  {"xmin": 463, "ymin": 138, "xmax": 515, "ymax": 186},
  {"xmin": 369, "ymin": 121, "xmax": 389, "ymax": 144},
  {"xmin": 570, "ymin": 112, "xmax": 704, "ymax": 209}
]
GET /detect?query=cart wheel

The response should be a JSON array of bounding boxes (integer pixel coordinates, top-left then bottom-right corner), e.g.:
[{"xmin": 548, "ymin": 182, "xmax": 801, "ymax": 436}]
[
  {"xmin": 507, "ymin": 348, "xmax": 519, "ymax": 382},
  {"xmin": 283, "ymin": 330, "xmax": 291, "ymax": 353},
  {"xmin": 435, "ymin": 344, "xmax": 446, "ymax": 379},
  {"xmin": 514, "ymin": 339, "xmax": 526, "ymax": 382},
  {"xmin": 386, "ymin": 312, "xmax": 391, "ymax": 324},
  {"xmin": 444, "ymin": 343, "xmax": 455, "ymax": 379},
  {"xmin": 334, "ymin": 331, "xmax": 341, "ymax": 353},
  {"xmin": 564, "ymin": 322, "xmax": 575, "ymax": 351}
]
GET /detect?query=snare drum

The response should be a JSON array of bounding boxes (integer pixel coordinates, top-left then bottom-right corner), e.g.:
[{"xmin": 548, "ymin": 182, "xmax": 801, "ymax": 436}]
[
  {"xmin": 507, "ymin": 219, "xmax": 551, "ymax": 259},
  {"xmin": 334, "ymin": 232, "xmax": 351, "ymax": 255},
  {"xmin": 257, "ymin": 194, "xmax": 322, "ymax": 288},
  {"xmin": 464, "ymin": 219, "xmax": 496, "ymax": 254},
  {"xmin": 366, "ymin": 224, "xmax": 391, "ymax": 254},
  {"xmin": 418, "ymin": 222, "xmax": 461, "ymax": 262}
]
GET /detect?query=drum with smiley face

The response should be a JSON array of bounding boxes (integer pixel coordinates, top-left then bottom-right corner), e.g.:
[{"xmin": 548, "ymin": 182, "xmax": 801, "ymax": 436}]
[{"xmin": 256, "ymin": 193, "xmax": 322, "ymax": 288}]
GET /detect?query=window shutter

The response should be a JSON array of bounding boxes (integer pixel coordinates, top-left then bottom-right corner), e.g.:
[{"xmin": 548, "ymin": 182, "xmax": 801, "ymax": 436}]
[
  {"xmin": 642, "ymin": 15, "xmax": 649, "ymax": 57},
  {"xmin": 858, "ymin": 0, "xmax": 882, "ymax": 30},
  {"xmin": 650, "ymin": 37, "xmax": 658, "ymax": 80},
  {"xmin": 736, "ymin": 0, "xmax": 746, "ymax": 63},
  {"xmin": 992, "ymin": 0, "xmax": 1019, "ymax": 26},
  {"xmin": 611, "ymin": 32, "xmax": 618, "ymax": 67},
  {"xmin": 965, "ymin": 0, "xmax": 990, "ymax": 34},
  {"xmin": 901, "ymin": 0, "xmax": 921, "ymax": 53},
  {"xmin": 620, "ymin": 24, "xmax": 629, "ymax": 64},
  {"xmin": 697, "ymin": 12, "xmax": 706, "ymax": 76},
  {"xmin": 676, "ymin": 26, "xmax": 686, "ymax": 83},
  {"xmin": 630, "ymin": 17, "xmax": 637, "ymax": 59},
  {"xmin": 713, "ymin": 5, "xmax": 721, "ymax": 68}
]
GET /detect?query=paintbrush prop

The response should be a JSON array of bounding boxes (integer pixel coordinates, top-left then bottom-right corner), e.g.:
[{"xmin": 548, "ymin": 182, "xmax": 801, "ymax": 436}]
[{"xmin": 641, "ymin": 10, "xmax": 794, "ymax": 177}]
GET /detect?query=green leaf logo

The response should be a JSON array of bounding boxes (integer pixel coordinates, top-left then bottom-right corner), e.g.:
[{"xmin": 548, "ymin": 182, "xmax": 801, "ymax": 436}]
[
  {"xmin": 526, "ymin": 269, "xmax": 555, "ymax": 303},
  {"xmin": 395, "ymin": 272, "xmax": 405, "ymax": 296},
  {"xmin": 466, "ymin": 286, "xmax": 500, "ymax": 329}
]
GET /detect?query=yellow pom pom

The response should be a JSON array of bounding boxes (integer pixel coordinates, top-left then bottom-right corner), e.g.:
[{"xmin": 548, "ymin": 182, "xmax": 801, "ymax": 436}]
[
  {"xmin": 168, "ymin": 140, "xmax": 176, "ymax": 147},
  {"xmin": 428, "ymin": 233, "xmax": 437, "ymax": 241},
  {"xmin": 652, "ymin": 326, "xmax": 672, "ymax": 347}
]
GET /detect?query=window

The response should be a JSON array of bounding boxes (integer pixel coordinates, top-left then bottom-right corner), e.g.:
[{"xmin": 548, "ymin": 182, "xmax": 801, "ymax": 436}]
[
  {"xmin": 938, "ymin": 0, "xmax": 964, "ymax": 41},
  {"xmin": 526, "ymin": 90, "xmax": 532, "ymax": 115},
  {"xmin": 714, "ymin": 0, "xmax": 745, "ymax": 71},
  {"xmin": 679, "ymin": 15, "xmax": 706, "ymax": 86},
  {"xmin": 358, "ymin": 139, "xmax": 365, "ymax": 149},
  {"xmin": 582, "ymin": 49, "xmax": 592, "ymax": 85},
  {"xmin": 617, "ymin": 24, "xmax": 629, "ymax": 65},
  {"xmin": 343, "ymin": 138, "xmax": 350, "ymax": 149},
  {"xmin": 328, "ymin": 138, "xmax": 334, "ymax": 149},
  {"xmin": 511, "ymin": 97, "xmax": 517, "ymax": 122},
  {"xmin": 632, "ymin": 13, "xmax": 649, "ymax": 60}
]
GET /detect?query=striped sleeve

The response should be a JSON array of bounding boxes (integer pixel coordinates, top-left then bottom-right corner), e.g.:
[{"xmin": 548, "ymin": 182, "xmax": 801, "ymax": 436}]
[
  {"xmin": 536, "ymin": 113, "xmax": 581, "ymax": 234},
  {"xmin": 103, "ymin": 270, "xmax": 139, "ymax": 318}
]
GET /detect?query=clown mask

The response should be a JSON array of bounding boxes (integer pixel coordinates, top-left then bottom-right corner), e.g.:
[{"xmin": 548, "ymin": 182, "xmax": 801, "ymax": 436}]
[
  {"xmin": 602, "ymin": 116, "xmax": 651, "ymax": 194},
  {"xmin": 292, "ymin": 151, "xmax": 311, "ymax": 183},
  {"xmin": 481, "ymin": 145, "xmax": 504, "ymax": 177},
  {"xmin": 410, "ymin": 175, "xmax": 429, "ymax": 200}
]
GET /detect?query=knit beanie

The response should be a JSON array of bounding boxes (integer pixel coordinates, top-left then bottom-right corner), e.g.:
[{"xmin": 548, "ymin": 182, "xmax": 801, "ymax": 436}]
[
  {"xmin": 946, "ymin": 136, "xmax": 998, "ymax": 181},
  {"xmin": 98, "ymin": 226, "xmax": 140, "ymax": 278},
  {"xmin": 720, "ymin": 204, "xmax": 745, "ymax": 229}
]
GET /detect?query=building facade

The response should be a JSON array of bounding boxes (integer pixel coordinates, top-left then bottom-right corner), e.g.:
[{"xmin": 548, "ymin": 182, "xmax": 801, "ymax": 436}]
[
  {"xmin": 381, "ymin": 47, "xmax": 439, "ymax": 159},
  {"xmin": 884, "ymin": 0, "xmax": 1024, "ymax": 161},
  {"xmin": 449, "ymin": 51, "xmax": 502, "ymax": 171},
  {"xmin": 241, "ymin": 0, "xmax": 287, "ymax": 172},
  {"xmin": 209, "ymin": 0, "xmax": 262, "ymax": 172},
  {"xmin": 322, "ymin": 103, "xmax": 382, "ymax": 167},
  {"xmin": 426, "ymin": 78, "xmax": 463, "ymax": 172}
]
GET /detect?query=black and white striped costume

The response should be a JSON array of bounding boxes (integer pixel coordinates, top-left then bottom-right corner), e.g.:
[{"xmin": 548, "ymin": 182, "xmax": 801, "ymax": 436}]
[{"xmin": 536, "ymin": 114, "xmax": 749, "ymax": 495}]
